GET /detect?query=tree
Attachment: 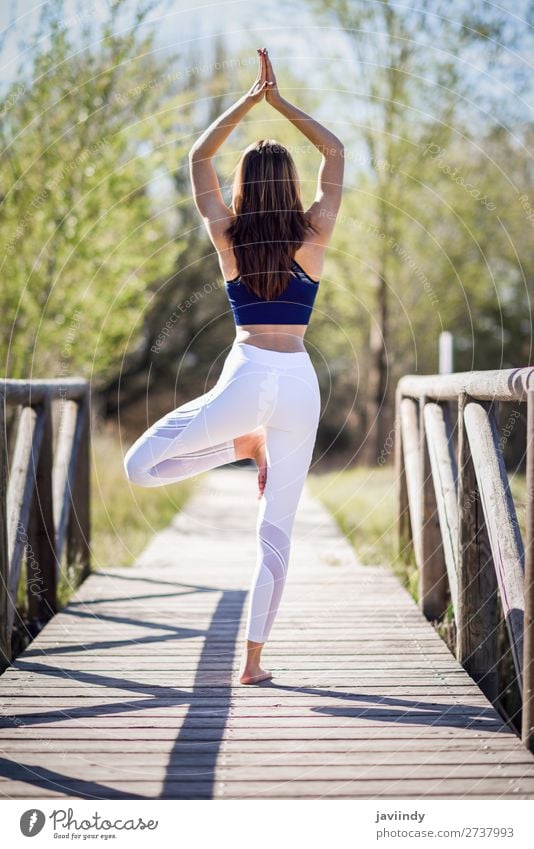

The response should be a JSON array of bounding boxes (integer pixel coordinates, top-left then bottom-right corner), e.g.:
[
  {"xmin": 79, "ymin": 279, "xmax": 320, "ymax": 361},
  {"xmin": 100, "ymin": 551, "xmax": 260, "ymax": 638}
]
[
  {"xmin": 307, "ymin": 0, "xmax": 522, "ymax": 462},
  {"xmin": 0, "ymin": 0, "xmax": 180, "ymax": 386}
]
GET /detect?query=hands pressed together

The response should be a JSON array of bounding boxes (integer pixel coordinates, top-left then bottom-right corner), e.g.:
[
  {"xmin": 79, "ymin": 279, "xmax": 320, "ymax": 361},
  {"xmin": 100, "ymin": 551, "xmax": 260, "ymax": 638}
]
[{"xmin": 246, "ymin": 47, "xmax": 281, "ymax": 106}]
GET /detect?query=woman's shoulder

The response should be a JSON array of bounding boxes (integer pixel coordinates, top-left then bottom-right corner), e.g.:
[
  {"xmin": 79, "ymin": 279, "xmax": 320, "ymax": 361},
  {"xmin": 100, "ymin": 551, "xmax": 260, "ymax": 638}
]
[{"xmin": 293, "ymin": 243, "xmax": 326, "ymax": 283}]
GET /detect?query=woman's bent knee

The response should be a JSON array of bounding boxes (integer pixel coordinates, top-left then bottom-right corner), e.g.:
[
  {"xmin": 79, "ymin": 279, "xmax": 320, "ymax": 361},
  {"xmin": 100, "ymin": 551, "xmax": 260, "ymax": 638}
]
[{"xmin": 123, "ymin": 444, "xmax": 154, "ymax": 487}]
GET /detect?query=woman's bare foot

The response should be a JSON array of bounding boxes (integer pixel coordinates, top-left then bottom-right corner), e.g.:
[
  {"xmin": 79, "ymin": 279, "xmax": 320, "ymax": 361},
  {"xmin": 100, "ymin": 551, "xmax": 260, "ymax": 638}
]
[
  {"xmin": 239, "ymin": 640, "xmax": 273, "ymax": 685},
  {"xmin": 233, "ymin": 427, "xmax": 267, "ymax": 498},
  {"xmin": 240, "ymin": 668, "xmax": 272, "ymax": 685}
]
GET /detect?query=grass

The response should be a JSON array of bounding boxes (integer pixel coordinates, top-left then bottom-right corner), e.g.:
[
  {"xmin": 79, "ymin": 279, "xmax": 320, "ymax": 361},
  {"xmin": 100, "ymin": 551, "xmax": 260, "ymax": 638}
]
[
  {"xmin": 307, "ymin": 463, "xmax": 419, "ymax": 597},
  {"xmin": 308, "ymin": 463, "xmax": 527, "ymax": 595}
]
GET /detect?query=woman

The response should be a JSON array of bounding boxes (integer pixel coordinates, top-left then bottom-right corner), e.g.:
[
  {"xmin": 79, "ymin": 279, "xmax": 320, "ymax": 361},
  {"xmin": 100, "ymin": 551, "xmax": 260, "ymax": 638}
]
[{"xmin": 124, "ymin": 47, "xmax": 344, "ymax": 684}]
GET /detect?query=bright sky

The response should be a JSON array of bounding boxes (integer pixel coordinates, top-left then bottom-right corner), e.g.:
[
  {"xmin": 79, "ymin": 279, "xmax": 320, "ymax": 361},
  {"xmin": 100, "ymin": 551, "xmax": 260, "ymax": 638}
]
[
  {"xmin": 0, "ymin": 0, "xmax": 349, "ymax": 86},
  {"xmin": 0, "ymin": 0, "xmax": 531, "ymax": 132}
]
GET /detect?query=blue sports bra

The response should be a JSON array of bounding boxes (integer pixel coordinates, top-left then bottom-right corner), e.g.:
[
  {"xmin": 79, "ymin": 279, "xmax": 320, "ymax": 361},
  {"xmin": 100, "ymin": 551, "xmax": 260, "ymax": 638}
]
[{"xmin": 225, "ymin": 258, "xmax": 320, "ymax": 325}]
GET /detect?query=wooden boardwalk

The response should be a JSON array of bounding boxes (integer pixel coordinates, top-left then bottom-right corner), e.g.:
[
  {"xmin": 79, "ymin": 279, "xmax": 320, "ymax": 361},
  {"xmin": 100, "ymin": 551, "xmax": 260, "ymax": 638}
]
[{"xmin": 1, "ymin": 466, "xmax": 534, "ymax": 800}]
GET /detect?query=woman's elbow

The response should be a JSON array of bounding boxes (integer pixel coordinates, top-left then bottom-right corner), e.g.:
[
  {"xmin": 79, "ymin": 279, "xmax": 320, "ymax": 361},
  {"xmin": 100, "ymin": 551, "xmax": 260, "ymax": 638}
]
[
  {"xmin": 323, "ymin": 140, "xmax": 344, "ymax": 158},
  {"xmin": 189, "ymin": 146, "xmax": 212, "ymax": 162}
]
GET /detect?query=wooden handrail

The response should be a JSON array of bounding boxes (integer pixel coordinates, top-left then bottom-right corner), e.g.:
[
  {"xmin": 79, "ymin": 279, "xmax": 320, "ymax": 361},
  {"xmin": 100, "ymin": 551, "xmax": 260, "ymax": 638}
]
[
  {"xmin": 395, "ymin": 366, "xmax": 534, "ymax": 752},
  {"xmin": 398, "ymin": 367, "xmax": 534, "ymax": 401},
  {"xmin": 0, "ymin": 379, "xmax": 90, "ymax": 671}
]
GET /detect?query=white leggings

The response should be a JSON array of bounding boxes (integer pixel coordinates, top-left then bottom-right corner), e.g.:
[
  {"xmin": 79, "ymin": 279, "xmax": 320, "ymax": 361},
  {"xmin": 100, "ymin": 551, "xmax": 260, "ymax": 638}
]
[{"xmin": 123, "ymin": 340, "xmax": 321, "ymax": 644}]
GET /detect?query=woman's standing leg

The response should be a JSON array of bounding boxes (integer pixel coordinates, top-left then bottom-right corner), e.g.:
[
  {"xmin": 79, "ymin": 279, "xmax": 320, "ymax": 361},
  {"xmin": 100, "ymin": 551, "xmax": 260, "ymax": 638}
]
[{"xmin": 240, "ymin": 363, "xmax": 321, "ymax": 684}]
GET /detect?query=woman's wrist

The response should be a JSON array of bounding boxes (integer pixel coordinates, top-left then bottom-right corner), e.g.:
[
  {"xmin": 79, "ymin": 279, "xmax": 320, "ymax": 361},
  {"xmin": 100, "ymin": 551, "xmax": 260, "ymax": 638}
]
[
  {"xmin": 267, "ymin": 91, "xmax": 285, "ymax": 110},
  {"xmin": 238, "ymin": 92, "xmax": 257, "ymax": 110}
]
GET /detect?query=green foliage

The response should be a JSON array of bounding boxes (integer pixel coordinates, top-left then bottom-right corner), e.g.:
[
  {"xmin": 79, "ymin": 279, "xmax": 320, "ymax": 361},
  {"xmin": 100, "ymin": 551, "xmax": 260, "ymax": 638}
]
[
  {"xmin": 308, "ymin": 465, "xmax": 397, "ymax": 565},
  {"xmin": 1, "ymin": 1, "xmax": 533, "ymax": 456},
  {"xmin": 304, "ymin": 0, "xmax": 533, "ymax": 443},
  {"xmin": 0, "ymin": 1, "xmax": 182, "ymax": 385}
]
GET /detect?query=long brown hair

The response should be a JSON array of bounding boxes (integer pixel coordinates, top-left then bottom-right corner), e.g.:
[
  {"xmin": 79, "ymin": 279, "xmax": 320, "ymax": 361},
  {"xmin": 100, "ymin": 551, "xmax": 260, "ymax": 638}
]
[{"xmin": 224, "ymin": 139, "xmax": 320, "ymax": 300}]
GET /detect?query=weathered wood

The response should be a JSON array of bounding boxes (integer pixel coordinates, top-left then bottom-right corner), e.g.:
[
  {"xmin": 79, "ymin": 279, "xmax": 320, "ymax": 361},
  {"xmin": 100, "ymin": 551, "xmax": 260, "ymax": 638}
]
[
  {"xmin": 523, "ymin": 390, "xmax": 534, "ymax": 752},
  {"xmin": 394, "ymin": 385, "xmax": 412, "ymax": 558},
  {"xmin": 6, "ymin": 405, "xmax": 45, "ymax": 633},
  {"xmin": 0, "ymin": 379, "xmax": 89, "ymax": 661},
  {"xmin": 456, "ymin": 394, "xmax": 498, "ymax": 702},
  {"xmin": 399, "ymin": 366, "xmax": 534, "ymax": 402},
  {"xmin": 420, "ymin": 398, "xmax": 452, "ymax": 618},
  {"xmin": 422, "ymin": 401, "xmax": 458, "ymax": 614},
  {"xmin": 1, "ymin": 750, "xmax": 532, "ymax": 766},
  {"xmin": 0, "ymin": 393, "xmax": 10, "ymax": 671},
  {"xmin": 66, "ymin": 390, "xmax": 90, "ymax": 580},
  {"xmin": 463, "ymin": 399, "xmax": 525, "ymax": 690},
  {"xmin": 400, "ymin": 396, "xmax": 422, "ymax": 567},
  {"xmin": 53, "ymin": 398, "xmax": 88, "ymax": 568},
  {"xmin": 0, "ymin": 379, "xmax": 87, "ymax": 405},
  {"xmin": 27, "ymin": 394, "xmax": 57, "ymax": 622}
]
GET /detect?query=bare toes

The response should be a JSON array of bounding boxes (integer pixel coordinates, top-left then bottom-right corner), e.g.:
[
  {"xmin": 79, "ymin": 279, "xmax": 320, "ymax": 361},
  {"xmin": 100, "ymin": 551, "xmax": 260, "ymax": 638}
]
[{"xmin": 239, "ymin": 670, "xmax": 272, "ymax": 685}]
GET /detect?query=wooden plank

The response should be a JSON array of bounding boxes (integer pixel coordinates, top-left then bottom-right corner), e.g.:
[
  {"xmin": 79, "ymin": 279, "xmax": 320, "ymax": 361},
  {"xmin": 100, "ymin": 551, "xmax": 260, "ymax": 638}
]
[
  {"xmin": 66, "ymin": 390, "xmax": 90, "ymax": 580},
  {"xmin": 3, "ymin": 749, "xmax": 532, "ymax": 764},
  {"xmin": 6, "ymin": 404, "xmax": 45, "ymax": 633},
  {"xmin": 398, "ymin": 366, "xmax": 534, "ymax": 403},
  {"xmin": 456, "ymin": 393, "xmax": 498, "ymax": 702},
  {"xmin": 1, "ymin": 738, "xmax": 524, "ymax": 753},
  {"xmin": 463, "ymin": 399, "xmax": 525, "ymax": 689},
  {"xmin": 0, "ymin": 391, "xmax": 10, "ymax": 670},
  {"xmin": 0, "ymin": 778, "xmax": 533, "ymax": 800},
  {"xmin": 400, "ymin": 396, "xmax": 422, "ymax": 567},
  {"xmin": 1, "ymin": 762, "xmax": 531, "ymax": 781},
  {"xmin": 523, "ymin": 389, "xmax": 534, "ymax": 751},
  {"xmin": 53, "ymin": 399, "xmax": 78, "ymax": 567},
  {"xmin": 0, "ymin": 379, "xmax": 87, "ymax": 405},
  {"xmin": 395, "ymin": 384, "xmax": 412, "ymax": 559},
  {"xmin": 421, "ymin": 399, "xmax": 455, "ymax": 617},
  {"xmin": 27, "ymin": 393, "xmax": 58, "ymax": 622}
]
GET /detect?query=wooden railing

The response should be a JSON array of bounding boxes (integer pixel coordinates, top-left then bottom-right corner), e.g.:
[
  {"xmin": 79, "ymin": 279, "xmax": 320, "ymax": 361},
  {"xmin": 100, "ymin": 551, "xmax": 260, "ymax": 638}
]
[
  {"xmin": 395, "ymin": 367, "xmax": 534, "ymax": 752},
  {"xmin": 0, "ymin": 379, "xmax": 90, "ymax": 671}
]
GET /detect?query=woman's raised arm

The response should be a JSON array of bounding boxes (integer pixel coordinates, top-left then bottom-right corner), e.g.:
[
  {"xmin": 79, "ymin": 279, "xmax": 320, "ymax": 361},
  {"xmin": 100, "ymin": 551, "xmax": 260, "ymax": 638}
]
[
  {"xmin": 262, "ymin": 48, "xmax": 344, "ymax": 244},
  {"xmin": 189, "ymin": 50, "xmax": 270, "ymax": 221}
]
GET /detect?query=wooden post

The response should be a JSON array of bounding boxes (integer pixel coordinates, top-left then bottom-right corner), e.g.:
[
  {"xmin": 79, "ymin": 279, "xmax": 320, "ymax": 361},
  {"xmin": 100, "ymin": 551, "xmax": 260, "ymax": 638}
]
[
  {"xmin": 422, "ymin": 401, "xmax": 459, "ymax": 614},
  {"xmin": 419, "ymin": 395, "xmax": 448, "ymax": 619},
  {"xmin": 395, "ymin": 386, "xmax": 411, "ymax": 560},
  {"xmin": 6, "ymin": 405, "xmax": 44, "ymax": 635},
  {"xmin": 66, "ymin": 391, "xmax": 91, "ymax": 580},
  {"xmin": 27, "ymin": 393, "xmax": 57, "ymax": 622},
  {"xmin": 0, "ymin": 391, "xmax": 10, "ymax": 671},
  {"xmin": 439, "ymin": 331, "xmax": 454, "ymax": 374},
  {"xmin": 457, "ymin": 393, "xmax": 499, "ymax": 703},
  {"xmin": 53, "ymin": 398, "xmax": 78, "ymax": 568},
  {"xmin": 400, "ymin": 396, "xmax": 423, "ymax": 569},
  {"xmin": 523, "ymin": 390, "xmax": 534, "ymax": 751},
  {"xmin": 463, "ymin": 398, "xmax": 525, "ymax": 690}
]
